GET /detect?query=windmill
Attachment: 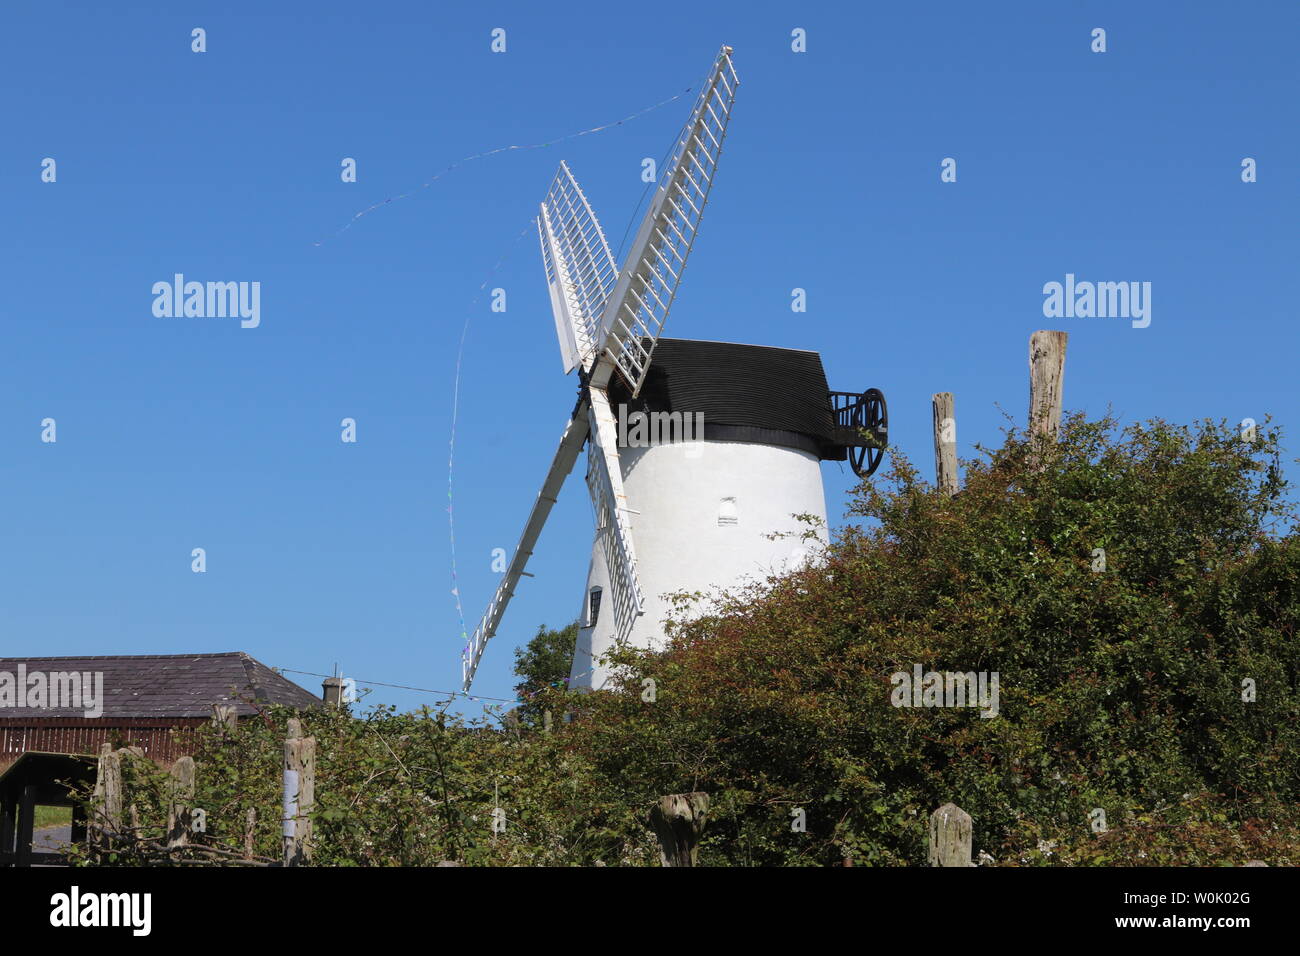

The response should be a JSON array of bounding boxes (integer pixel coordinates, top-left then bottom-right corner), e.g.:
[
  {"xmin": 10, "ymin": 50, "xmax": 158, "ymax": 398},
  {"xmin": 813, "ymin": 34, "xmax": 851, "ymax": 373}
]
[{"xmin": 461, "ymin": 45, "xmax": 887, "ymax": 692}]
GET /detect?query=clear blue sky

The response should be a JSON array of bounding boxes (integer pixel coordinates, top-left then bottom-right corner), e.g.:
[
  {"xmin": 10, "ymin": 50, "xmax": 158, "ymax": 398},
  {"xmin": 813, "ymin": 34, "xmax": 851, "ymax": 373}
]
[{"xmin": 4, "ymin": 1, "xmax": 1297, "ymax": 716}]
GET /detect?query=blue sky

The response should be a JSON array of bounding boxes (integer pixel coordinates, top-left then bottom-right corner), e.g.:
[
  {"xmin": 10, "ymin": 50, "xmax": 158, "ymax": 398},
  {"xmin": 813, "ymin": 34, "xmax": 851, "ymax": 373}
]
[{"xmin": 3, "ymin": 1, "xmax": 1297, "ymax": 716}]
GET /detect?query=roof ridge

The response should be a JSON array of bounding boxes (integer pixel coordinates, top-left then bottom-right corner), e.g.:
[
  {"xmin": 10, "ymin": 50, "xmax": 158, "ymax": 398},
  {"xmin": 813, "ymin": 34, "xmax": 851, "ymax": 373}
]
[
  {"xmin": 0, "ymin": 652, "xmax": 245, "ymax": 662},
  {"xmin": 0, "ymin": 653, "xmax": 320, "ymax": 719},
  {"xmin": 661, "ymin": 336, "xmax": 820, "ymax": 355},
  {"xmin": 237, "ymin": 653, "xmax": 267, "ymax": 702}
]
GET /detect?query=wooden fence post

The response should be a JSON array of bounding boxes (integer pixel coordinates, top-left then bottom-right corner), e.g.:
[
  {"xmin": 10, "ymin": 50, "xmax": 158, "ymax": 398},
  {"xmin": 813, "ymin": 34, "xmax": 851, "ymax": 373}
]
[
  {"xmin": 932, "ymin": 392, "xmax": 959, "ymax": 496},
  {"xmin": 282, "ymin": 718, "xmax": 316, "ymax": 866},
  {"xmin": 1029, "ymin": 330, "xmax": 1068, "ymax": 444},
  {"xmin": 929, "ymin": 802, "xmax": 973, "ymax": 867},
  {"xmin": 91, "ymin": 743, "xmax": 123, "ymax": 855},
  {"xmin": 166, "ymin": 756, "xmax": 196, "ymax": 849},
  {"xmin": 244, "ymin": 807, "xmax": 257, "ymax": 861},
  {"xmin": 649, "ymin": 792, "xmax": 709, "ymax": 867}
]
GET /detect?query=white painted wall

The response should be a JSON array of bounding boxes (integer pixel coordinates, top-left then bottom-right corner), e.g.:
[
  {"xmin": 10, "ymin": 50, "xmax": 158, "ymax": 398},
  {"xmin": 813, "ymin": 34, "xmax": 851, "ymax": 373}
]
[{"xmin": 571, "ymin": 439, "xmax": 828, "ymax": 689}]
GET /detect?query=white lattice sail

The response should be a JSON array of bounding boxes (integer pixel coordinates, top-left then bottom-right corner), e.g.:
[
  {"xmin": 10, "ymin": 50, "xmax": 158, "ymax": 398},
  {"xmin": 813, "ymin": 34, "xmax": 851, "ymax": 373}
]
[
  {"xmin": 584, "ymin": 389, "xmax": 644, "ymax": 642},
  {"xmin": 538, "ymin": 162, "xmax": 619, "ymax": 374},
  {"xmin": 594, "ymin": 45, "xmax": 739, "ymax": 396}
]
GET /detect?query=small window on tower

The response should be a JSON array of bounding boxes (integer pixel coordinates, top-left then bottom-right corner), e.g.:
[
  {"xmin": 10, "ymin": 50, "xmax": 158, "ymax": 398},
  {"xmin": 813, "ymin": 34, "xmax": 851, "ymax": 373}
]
[
  {"xmin": 718, "ymin": 497, "xmax": 738, "ymax": 527},
  {"xmin": 588, "ymin": 587, "xmax": 603, "ymax": 628}
]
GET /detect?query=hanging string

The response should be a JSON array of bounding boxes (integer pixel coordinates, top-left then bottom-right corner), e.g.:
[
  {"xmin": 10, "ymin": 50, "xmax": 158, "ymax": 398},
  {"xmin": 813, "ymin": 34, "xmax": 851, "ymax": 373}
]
[
  {"xmin": 447, "ymin": 222, "xmax": 534, "ymax": 669},
  {"xmin": 313, "ymin": 86, "xmax": 694, "ymax": 245},
  {"xmin": 441, "ymin": 226, "xmax": 604, "ymax": 704},
  {"xmin": 308, "ymin": 75, "xmax": 702, "ymax": 698},
  {"xmin": 444, "ymin": 82, "xmax": 700, "ymax": 694}
]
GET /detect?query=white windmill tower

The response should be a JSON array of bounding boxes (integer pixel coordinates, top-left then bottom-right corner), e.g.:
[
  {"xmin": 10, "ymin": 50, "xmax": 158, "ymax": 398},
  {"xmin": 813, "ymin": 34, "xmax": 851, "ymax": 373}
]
[{"xmin": 461, "ymin": 46, "xmax": 887, "ymax": 692}]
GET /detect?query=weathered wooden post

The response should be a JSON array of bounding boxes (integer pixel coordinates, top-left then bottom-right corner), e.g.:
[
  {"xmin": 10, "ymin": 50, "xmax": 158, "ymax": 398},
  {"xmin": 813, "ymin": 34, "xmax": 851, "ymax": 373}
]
[
  {"xmin": 282, "ymin": 718, "xmax": 316, "ymax": 866},
  {"xmin": 932, "ymin": 392, "xmax": 959, "ymax": 496},
  {"xmin": 166, "ymin": 756, "xmax": 196, "ymax": 849},
  {"xmin": 91, "ymin": 742, "xmax": 123, "ymax": 855},
  {"xmin": 1028, "ymin": 330, "xmax": 1068, "ymax": 443},
  {"xmin": 649, "ymin": 792, "xmax": 709, "ymax": 867},
  {"xmin": 928, "ymin": 802, "xmax": 973, "ymax": 867}
]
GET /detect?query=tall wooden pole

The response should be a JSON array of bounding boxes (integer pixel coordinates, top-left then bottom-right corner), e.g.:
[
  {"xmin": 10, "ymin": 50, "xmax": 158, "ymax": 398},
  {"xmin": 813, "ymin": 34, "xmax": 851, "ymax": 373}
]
[
  {"xmin": 91, "ymin": 742, "xmax": 123, "ymax": 856},
  {"xmin": 1029, "ymin": 330, "xmax": 1068, "ymax": 442},
  {"xmin": 283, "ymin": 718, "xmax": 315, "ymax": 866},
  {"xmin": 932, "ymin": 392, "xmax": 959, "ymax": 496}
]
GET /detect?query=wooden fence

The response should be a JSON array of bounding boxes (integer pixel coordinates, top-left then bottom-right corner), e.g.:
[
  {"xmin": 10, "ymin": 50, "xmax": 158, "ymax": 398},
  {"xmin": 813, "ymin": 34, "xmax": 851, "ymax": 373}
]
[
  {"xmin": 87, "ymin": 712, "xmax": 315, "ymax": 866},
  {"xmin": 932, "ymin": 329, "xmax": 1069, "ymax": 493}
]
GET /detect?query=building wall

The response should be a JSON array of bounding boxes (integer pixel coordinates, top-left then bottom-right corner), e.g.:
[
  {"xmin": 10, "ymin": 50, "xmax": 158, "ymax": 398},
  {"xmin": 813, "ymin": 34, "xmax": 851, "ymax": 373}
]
[
  {"xmin": 572, "ymin": 439, "xmax": 828, "ymax": 689},
  {"xmin": 0, "ymin": 718, "xmax": 206, "ymax": 772}
]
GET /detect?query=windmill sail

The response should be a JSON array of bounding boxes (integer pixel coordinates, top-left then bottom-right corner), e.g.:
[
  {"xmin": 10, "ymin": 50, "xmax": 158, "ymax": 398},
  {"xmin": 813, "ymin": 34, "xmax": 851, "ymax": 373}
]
[
  {"xmin": 538, "ymin": 162, "xmax": 619, "ymax": 375},
  {"xmin": 461, "ymin": 411, "xmax": 590, "ymax": 689},
  {"xmin": 593, "ymin": 45, "xmax": 739, "ymax": 396},
  {"xmin": 585, "ymin": 388, "xmax": 645, "ymax": 643},
  {"xmin": 460, "ymin": 46, "xmax": 739, "ymax": 692}
]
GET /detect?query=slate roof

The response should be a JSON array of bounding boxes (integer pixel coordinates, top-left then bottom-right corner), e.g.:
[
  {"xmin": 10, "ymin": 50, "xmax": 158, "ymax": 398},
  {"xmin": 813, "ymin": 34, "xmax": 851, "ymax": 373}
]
[{"xmin": 0, "ymin": 653, "xmax": 321, "ymax": 719}]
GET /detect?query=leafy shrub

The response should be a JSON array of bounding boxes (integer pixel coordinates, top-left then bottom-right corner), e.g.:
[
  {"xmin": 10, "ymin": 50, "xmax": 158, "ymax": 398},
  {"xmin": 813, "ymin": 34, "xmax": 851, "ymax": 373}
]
[{"xmin": 73, "ymin": 414, "xmax": 1300, "ymax": 866}]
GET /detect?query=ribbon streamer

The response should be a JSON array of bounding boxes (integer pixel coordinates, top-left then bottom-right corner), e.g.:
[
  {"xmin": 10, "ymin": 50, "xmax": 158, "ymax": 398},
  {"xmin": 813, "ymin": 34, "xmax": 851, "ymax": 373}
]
[{"xmin": 314, "ymin": 86, "xmax": 693, "ymax": 245}]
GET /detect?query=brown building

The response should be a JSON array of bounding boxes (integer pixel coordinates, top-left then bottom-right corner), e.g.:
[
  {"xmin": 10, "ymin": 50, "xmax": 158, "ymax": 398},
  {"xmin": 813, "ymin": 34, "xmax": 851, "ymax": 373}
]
[{"xmin": 0, "ymin": 652, "xmax": 321, "ymax": 866}]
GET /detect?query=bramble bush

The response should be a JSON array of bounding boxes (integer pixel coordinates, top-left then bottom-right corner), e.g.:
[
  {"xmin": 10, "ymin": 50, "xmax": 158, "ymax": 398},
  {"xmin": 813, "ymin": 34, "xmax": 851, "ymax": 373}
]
[
  {"xmin": 535, "ymin": 413, "xmax": 1300, "ymax": 865},
  {"xmin": 74, "ymin": 413, "xmax": 1300, "ymax": 865}
]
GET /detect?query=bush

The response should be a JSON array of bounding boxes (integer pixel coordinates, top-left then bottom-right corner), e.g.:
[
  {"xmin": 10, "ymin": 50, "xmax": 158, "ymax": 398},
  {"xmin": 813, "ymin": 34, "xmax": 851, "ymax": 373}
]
[
  {"xmin": 73, "ymin": 414, "xmax": 1300, "ymax": 866},
  {"xmin": 541, "ymin": 414, "xmax": 1300, "ymax": 864}
]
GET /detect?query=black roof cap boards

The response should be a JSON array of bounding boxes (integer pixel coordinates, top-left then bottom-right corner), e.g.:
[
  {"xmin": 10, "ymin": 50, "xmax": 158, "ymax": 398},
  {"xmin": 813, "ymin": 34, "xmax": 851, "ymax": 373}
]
[
  {"xmin": 0, "ymin": 652, "xmax": 321, "ymax": 719},
  {"xmin": 607, "ymin": 338, "xmax": 847, "ymax": 460}
]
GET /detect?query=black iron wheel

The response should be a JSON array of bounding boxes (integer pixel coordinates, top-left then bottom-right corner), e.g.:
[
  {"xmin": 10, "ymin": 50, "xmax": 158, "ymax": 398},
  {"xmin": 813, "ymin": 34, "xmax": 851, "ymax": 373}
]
[{"xmin": 849, "ymin": 387, "xmax": 888, "ymax": 478}]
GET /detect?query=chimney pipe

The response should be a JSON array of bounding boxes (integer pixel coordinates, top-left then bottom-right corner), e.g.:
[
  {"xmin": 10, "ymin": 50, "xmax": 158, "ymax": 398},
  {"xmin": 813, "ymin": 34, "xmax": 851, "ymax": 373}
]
[{"xmin": 322, "ymin": 677, "xmax": 345, "ymax": 708}]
